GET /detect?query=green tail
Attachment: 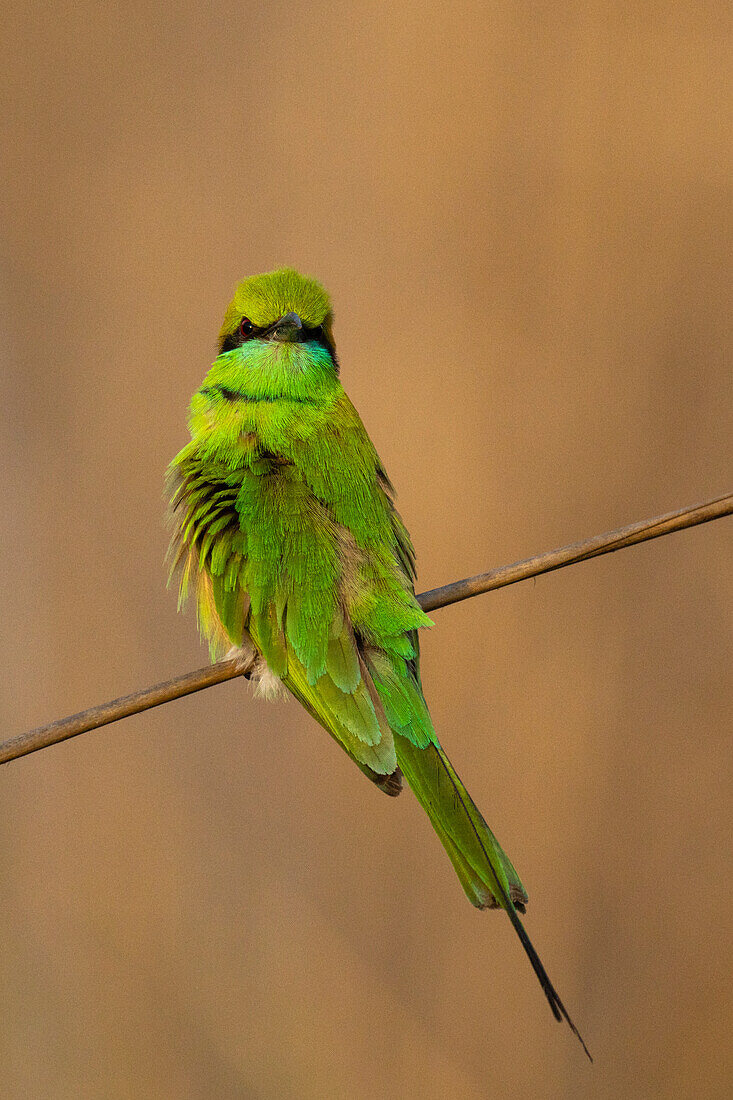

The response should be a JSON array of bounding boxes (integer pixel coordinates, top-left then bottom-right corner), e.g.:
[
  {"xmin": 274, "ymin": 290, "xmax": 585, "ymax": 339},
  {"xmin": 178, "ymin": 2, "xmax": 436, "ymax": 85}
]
[{"xmin": 394, "ymin": 734, "xmax": 592, "ymax": 1062}]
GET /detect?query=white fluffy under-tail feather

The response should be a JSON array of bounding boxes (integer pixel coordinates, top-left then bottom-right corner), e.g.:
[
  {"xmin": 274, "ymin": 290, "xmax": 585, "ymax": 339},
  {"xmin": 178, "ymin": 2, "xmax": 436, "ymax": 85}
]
[{"xmin": 225, "ymin": 644, "xmax": 286, "ymax": 700}]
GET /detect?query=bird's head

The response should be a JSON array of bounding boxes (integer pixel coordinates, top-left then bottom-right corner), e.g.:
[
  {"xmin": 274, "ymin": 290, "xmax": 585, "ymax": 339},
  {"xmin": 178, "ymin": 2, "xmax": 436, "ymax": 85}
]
[{"xmin": 217, "ymin": 268, "xmax": 338, "ymax": 371}]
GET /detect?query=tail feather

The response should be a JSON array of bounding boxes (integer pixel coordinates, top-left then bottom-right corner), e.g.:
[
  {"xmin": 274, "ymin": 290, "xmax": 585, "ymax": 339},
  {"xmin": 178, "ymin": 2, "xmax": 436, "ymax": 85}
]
[
  {"xmin": 505, "ymin": 903, "xmax": 593, "ymax": 1061},
  {"xmin": 394, "ymin": 733, "xmax": 592, "ymax": 1062}
]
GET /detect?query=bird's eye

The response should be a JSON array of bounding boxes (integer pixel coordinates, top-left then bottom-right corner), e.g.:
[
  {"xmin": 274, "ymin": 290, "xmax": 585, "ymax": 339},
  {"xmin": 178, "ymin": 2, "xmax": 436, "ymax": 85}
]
[{"xmin": 240, "ymin": 317, "xmax": 255, "ymax": 337}]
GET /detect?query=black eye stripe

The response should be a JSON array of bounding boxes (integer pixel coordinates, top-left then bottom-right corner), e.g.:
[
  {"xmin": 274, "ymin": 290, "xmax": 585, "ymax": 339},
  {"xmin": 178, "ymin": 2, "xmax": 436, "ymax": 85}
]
[
  {"xmin": 309, "ymin": 325, "xmax": 339, "ymax": 369},
  {"xmin": 218, "ymin": 320, "xmax": 338, "ymax": 370},
  {"xmin": 219, "ymin": 331, "xmax": 243, "ymax": 354},
  {"xmin": 218, "ymin": 322, "xmax": 265, "ymax": 353}
]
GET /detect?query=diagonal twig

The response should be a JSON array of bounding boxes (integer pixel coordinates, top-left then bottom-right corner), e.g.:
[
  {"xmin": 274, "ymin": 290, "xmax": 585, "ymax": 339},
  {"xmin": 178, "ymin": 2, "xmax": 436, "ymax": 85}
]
[{"xmin": 1, "ymin": 491, "xmax": 730, "ymax": 767}]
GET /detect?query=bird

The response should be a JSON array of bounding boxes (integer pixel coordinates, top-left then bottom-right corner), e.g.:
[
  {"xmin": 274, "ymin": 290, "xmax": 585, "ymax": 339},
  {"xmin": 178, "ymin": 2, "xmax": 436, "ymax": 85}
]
[{"xmin": 167, "ymin": 267, "xmax": 590, "ymax": 1059}]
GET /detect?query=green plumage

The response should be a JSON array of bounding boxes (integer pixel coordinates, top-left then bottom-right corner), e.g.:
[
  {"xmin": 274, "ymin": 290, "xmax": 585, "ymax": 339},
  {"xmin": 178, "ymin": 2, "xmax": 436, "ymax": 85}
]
[{"xmin": 167, "ymin": 268, "xmax": 589, "ymax": 1057}]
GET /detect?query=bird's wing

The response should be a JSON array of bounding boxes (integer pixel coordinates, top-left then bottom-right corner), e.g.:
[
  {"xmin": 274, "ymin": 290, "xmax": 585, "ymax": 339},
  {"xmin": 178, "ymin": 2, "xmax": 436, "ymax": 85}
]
[{"xmin": 247, "ymin": 605, "xmax": 399, "ymax": 778}]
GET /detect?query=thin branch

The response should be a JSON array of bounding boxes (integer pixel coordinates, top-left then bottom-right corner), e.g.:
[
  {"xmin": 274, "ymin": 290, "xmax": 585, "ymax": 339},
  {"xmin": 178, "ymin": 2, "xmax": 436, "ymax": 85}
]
[
  {"xmin": 1, "ymin": 491, "xmax": 730, "ymax": 767},
  {"xmin": 418, "ymin": 490, "xmax": 733, "ymax": 611}
]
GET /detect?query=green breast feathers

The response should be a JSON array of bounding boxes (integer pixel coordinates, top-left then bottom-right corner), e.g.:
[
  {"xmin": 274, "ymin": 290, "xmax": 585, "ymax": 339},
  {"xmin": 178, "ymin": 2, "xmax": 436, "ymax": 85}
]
[{"xmin": 167, "ymin": 355, "xmax": 434, "ymax": 779}]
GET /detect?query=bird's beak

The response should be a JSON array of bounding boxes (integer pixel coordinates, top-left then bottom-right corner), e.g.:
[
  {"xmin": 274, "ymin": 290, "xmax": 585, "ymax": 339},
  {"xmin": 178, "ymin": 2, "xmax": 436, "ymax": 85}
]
[{"xmin": 266, "ymin": 311, "xmax": 304, "ymax": 343}]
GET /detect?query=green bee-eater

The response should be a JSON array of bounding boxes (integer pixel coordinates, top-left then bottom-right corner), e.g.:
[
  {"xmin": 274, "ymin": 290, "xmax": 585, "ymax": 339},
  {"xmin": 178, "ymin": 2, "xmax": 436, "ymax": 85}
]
[{"xmin": 167, "ymin": 268, "xmax": 590, "ymax": 1058}]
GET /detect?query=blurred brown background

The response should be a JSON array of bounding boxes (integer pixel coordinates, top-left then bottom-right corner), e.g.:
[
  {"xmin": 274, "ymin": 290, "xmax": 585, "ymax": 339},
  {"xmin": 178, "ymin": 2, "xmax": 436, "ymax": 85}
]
[{"xmin": 1, "ymin": 2, "xmax": 731, "ymax": 1097}]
